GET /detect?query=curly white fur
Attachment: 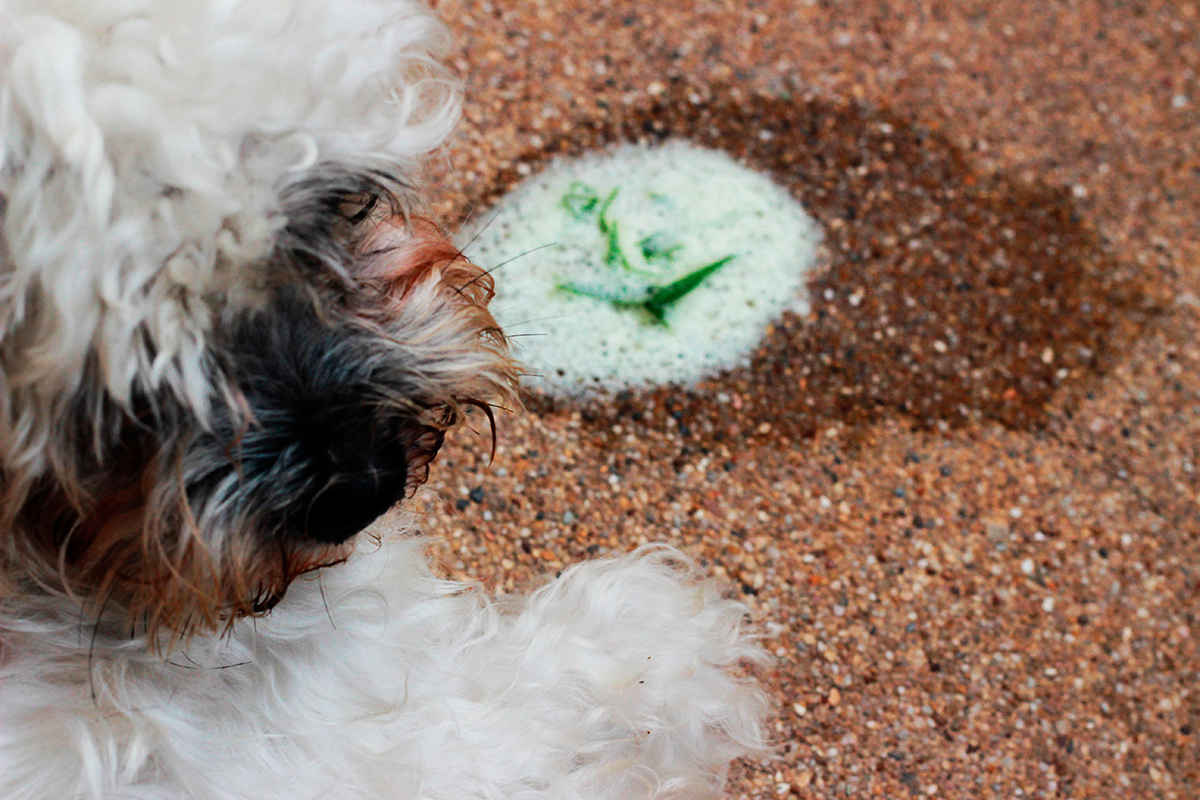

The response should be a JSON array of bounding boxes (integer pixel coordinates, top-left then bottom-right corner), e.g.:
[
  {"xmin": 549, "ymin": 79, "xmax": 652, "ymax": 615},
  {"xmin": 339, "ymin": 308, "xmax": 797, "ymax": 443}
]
[
  {"xmin": 0, "ymin": 538, "xmax": 767, "ymax": 799},
  {"xmin": 0, "ymin": 0, "xmax": 456, "ymax": 470}
]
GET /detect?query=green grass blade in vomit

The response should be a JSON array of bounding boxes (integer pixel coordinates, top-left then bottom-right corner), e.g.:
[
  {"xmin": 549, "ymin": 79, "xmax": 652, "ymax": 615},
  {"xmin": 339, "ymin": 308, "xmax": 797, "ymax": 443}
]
[
  {"xmin": 595, "ymin": 187, "xmax": 620, "ymax": 233},
  {"xmin": 554, "ymin": 281, "xmax": 645, "ymax": 306},
  {"xmin": 561, "ymin": 181, "xmax": 600, "ymax": 219},
  {"xmin": 643, "ymin": 254, "xmax": 737, "ymax": 318},
  {"xmin": 602, "ymin": 218, "xmax": 635, "ymax": 272},
  {"xmin": 637, "ymin": 232, "xmax": 684, "ymax": 263},
  {"xmin": 555, "ymin": 281, "xmax": 667, "ymax": 326}
]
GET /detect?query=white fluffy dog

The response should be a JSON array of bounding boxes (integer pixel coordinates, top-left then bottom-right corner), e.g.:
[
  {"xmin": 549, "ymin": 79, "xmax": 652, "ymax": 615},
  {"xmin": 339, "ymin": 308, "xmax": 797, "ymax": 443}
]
[{"xmin": 0, "ymin": 1, "xmax": 767, "ymax": 798}]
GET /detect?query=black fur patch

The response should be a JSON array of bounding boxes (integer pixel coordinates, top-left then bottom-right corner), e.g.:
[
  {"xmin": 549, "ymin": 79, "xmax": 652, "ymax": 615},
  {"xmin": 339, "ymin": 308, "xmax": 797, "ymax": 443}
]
[{"xmin": 196, "ymin": 285, "xmax": 447, "ymax": 544}]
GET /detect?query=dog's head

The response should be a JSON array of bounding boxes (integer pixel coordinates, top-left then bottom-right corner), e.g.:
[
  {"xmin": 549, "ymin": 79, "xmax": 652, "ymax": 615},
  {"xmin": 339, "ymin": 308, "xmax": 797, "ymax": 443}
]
[{"xmin": 0, "ymin": 0, "xmax": 518, "ymax": 638}]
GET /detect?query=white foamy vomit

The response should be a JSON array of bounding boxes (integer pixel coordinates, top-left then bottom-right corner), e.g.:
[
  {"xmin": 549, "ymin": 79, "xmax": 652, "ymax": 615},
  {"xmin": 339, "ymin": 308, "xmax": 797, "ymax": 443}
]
[{"xmin": 460, "ymin": 140, "xmax": 821, "ymax": 392}]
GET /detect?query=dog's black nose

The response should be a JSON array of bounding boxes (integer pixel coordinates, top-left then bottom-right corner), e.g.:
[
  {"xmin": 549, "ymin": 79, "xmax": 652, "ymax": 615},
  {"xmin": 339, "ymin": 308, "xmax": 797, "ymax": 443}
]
[
  {"xmin": 291, "ymin": 434, "xmax": 412, "ymax": 544},
  {"xmin": 236, "ymin": 392, "xmax": 435, "ymax": 545},
  {"xmin": 300, "ymin": 478, "xmax": 397, "ymax": 544},
  {"xmin": 215, "ymin": 288, "xmax": 450, "ymax": 545}
]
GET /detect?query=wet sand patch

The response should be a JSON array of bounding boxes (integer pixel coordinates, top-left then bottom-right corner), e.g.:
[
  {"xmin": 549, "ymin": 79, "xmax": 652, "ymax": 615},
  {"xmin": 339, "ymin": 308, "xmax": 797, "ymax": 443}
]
[{"xmin": 457, "ymin": 88, "xmax": 1155, "ymax": 444}]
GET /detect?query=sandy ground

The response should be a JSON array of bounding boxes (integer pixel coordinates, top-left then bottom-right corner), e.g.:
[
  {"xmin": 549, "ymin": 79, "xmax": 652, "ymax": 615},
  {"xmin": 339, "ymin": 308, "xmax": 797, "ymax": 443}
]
[{"xmin": 408, "ymin": 1, "xmax": 1200, "ymax": 797}]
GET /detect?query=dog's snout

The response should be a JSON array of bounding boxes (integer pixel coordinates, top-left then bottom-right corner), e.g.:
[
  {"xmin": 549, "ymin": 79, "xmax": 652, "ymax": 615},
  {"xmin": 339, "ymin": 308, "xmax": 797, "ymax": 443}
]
[
  {"xmin": 290, "ymin": 431, "xmax": 414, "ymax": 544},
  {"xmin": 213, "ymin": 288, "xmax": 453, "ymax": 545},
  {"xmin": 299, "ymin": 474, "xmax": 401, "ymax": 544},
  {"xmin": 273, "ymin": 409, "xmax": 447, "ymax": 544}
]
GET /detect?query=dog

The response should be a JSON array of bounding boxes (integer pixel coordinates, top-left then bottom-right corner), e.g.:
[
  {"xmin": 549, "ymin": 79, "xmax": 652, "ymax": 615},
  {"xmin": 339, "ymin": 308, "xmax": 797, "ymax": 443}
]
[{"xmin": 0, "ymin": 1, "xmax": 767, "ymax": 797}]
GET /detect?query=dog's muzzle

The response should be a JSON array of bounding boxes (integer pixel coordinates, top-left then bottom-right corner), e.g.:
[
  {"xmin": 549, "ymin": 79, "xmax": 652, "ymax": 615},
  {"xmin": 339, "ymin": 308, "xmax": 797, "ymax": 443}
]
[
  {"xmin": 5, "ymin": 172, "xmax": 519, "ymax": 636},
  {"xmin": 217, "ymin": 285, "xmax": 454, "ymax": 546}
]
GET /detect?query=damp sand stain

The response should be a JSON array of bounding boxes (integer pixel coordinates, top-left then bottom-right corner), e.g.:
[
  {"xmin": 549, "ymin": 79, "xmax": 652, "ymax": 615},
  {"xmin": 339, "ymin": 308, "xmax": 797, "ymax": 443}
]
[{"xmin": 459, "ymin": 88, "xmax": 1158, "ymax": 443}]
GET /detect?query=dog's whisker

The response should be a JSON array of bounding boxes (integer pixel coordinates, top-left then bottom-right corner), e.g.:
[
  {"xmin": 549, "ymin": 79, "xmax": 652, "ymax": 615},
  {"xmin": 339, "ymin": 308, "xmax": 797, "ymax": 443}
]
[
  {"xmin": 491, "ymin": 313, "xmax": 574, "ymax": 329},
  {"xmin": 487, "ymin": 241, "xmax": 559, "ymax": 271},
  {"xmin": 318, "ymin": 571, "xmax": 335, "ymax": 630},
  {"xmin": 452, "ymin": 208, "xmax": 502, "ymax": 261},
  {"xmin": 448, "ymin": 241, "xmax": 557, "ymax": 299}
]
